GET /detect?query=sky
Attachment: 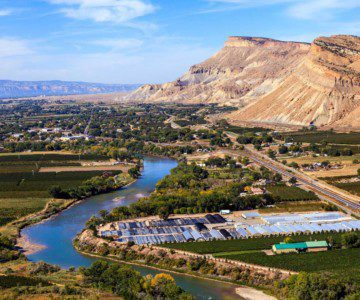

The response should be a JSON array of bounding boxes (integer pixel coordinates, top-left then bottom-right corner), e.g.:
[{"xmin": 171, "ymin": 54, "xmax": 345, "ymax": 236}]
[{"xmin": 0, "ymin": 0, "xmax": 359, "ymax": 84}]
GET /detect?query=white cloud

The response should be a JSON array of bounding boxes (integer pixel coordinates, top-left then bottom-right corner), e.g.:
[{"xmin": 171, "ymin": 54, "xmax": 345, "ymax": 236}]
[
  {"xmin": 0, "ymin": 38, "xmax": 32, "ymax": 57},
  {"xmin": 0, "ymin": 9, "xmax": 12, "ymax": 16},
  {"xmin": 47, "ymin": 0, "xmax": 156, "ymax": 23}
]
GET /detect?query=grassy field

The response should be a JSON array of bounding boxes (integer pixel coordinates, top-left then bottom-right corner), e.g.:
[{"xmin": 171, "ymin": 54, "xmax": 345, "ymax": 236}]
[
  {"xmin": 267, "ymin": 185, "xmax": 318, "ymax": 201},
  {"xmin": 162, "ymin": 232, "xmax": 345, "ymax": 254},
  {"xmin": 282, "ymin": 131, "xmax": 360, "ymax": 145},
  {"xmin": 214, "ymin": 248, "xmax": 360, "ymax": 277}
]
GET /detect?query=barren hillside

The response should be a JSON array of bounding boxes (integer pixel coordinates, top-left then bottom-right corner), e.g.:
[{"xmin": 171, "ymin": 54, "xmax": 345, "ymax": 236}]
[
  {"xmin": 230, "ymin": 35, "xmax": 360, "ymax": 129},
  {"xmin": 126, "ymin": 35, "xmax": 360, "ymax": 129},
  {"xmin": 125, "ymin": 37, "xmax": 309, "ymax": 106}
]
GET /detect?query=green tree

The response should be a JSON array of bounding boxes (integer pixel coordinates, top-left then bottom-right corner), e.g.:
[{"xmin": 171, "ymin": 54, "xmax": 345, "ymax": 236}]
[
  {"xmin": 341, "ymin": 232, "xmax": 360, "ymax": 249},
  {"xmin": 289, "ymin": 177, "xmax": 297, "ymax": 185}
]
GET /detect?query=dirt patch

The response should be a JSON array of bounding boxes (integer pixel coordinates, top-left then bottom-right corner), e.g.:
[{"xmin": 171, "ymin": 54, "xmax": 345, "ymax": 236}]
[
  {"xmin": 236, "ymin": 287, "xmax": 277, "ymax": 300},
  {"xmin": 306, "ymin": 165, "xmax": 359, "ymax": 178},
  {"xmin": 263, "ymin": 250, "xmax": 275, "ymax": 256}
]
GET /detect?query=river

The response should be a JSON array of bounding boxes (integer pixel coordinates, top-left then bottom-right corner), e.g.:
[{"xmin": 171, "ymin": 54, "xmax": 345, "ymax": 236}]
[{"xmin": 22, "ymin": 156, "xmax": 240, "ymax": 300}]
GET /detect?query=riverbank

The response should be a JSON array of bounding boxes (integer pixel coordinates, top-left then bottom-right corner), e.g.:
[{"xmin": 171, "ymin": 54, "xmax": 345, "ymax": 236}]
[
  {"xmin": 5, "ymin": 177, "xmax": 137, "ymax": 254},
  {"xmin": 16, "ymin": 233, "xmax": 46, "ymax": 255},
  {"xmin": 76, "ymin": 248, "xmax": 242, "ymax": 295},
  {"xmin": 236, "ymin": 287, "xmax": 277, "ymax": 300},
  {"xmin": 75, "ymin": 229, "xmax": 282, "ymax": 299},
  {"xmin": 74, "ymin": 238, "xmax": 279, "ymax": 300}
]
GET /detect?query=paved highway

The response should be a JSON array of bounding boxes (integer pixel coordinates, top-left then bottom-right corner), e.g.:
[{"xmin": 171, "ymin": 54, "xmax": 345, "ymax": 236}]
[{"xmin": 245, "ymin": 151, "xmax": 360, "ymax": 212}]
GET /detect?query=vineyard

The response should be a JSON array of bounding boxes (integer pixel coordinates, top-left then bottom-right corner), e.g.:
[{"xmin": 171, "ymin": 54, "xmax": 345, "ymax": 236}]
[
  {"xmin": 214, "ymin": 248, "xmax": 360, "ymax": 277},
  {"xmin": 0, "ymin": 153, "xmax": 117, "ymax": 226},
  {"xmin": 0, "ymin": 198, "xmax": 49, "ymax": 226},
  {"xmin": 282, "ymin": 131, "xmax": 360, "ymax": 145},
  {"xmin": 162, "ymin": 232, "xmax": 345, "ymax": 254},
  {"xmin": 320, "ymin": 176, "xmax": 360, "ymax": 197},
  {"xmin": 0, "ymin": 171, "xmax": 114, "ymax": 199},
  {"xmin": 267, "ymin": 185, "xmax": 319, "ymax": 201}
]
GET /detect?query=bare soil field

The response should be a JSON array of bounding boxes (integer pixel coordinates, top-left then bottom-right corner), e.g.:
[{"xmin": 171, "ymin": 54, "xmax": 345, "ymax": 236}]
[
  {"xmin": 306, "ymin": 165, "xmax": 359, "ymax": 178},
  {"xmin": 288, "ymin": 154, "xmax": 360, "ymax": 165},
  {"xmin": 39, "ymin": 165, "xmax": 131, "ymax": 173}
]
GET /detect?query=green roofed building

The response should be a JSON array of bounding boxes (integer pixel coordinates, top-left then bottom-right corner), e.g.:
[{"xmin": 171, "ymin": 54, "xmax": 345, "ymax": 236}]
[{"xmin": 272, "ymin": 240, "xmax": 328, "ymax": 254}]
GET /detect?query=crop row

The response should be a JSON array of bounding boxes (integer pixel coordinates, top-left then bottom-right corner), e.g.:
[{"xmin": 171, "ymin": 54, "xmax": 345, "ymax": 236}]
[
  {"xmin": 0, "ymin": 198, "xmax": 49, "ymax": 225},
  {"xmin": 267, "ymin": 185, "xmax": 319, "ymax": 201},
  {"xmin": 282, "ymin": 131, "xmax": 360, "ymax": 145},
  {"xmin": 0, "ymin": 153, "xmax": 107, "ymax": 162},
  {"xmin": 162, "ymin": 232, "xmax": 344, "ymax": 254},
  {"xmin": 215, "ymin": 248, "xmax": 360, "ymax": 276}
]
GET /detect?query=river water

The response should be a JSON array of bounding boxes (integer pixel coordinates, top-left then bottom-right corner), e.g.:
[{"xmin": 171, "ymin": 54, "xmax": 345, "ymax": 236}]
[{"xmin": 22, "ymin": 156, "xmax": 240, "ymax": 300}]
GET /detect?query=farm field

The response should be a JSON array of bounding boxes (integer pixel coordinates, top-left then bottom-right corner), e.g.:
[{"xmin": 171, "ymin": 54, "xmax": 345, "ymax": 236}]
[
  {"xmin": 0, "ymin": 170, "xmax": 116, "ymax": 199},
  {"xmin": 306, "ymin": 165, "xmax": 359, "ymax": 178},
  {"xmin": 0, "ymin": 198, "xmax": 50, "ymax": 226},
  {"xmin": 282, "ymin": 131, "xmax": 360, "ymax": 145},
  {"xmin": 162, "ymin": 232, "xmax": 345, "ymax": 254},
  {"xmin": 163, "ymin": 231, "xmax": 360, "ymax": 279},
  {"xmin": 214, "ymin": 248, "xmax": 360, "ymax": 278},
  {"xmin": 0, "ymin": 153, "xmax": 108, "ymax": 173},
  {"xmin": 286, "ymin": 154, "xmax": 360, "ymax": 165},
  {"xmin": 0, "ymin": 152, "xmax": 119, "ymax": 226},
  {"xmin": 266, "ymin": 185, "xmax": 318, "ymax": 201},
  {"xmin": 321, "ymin": 176, "xmax": 360, "ymax": 197},
  {"xmin": 38, "ymin": 164, "xmax": 130, "ymax": 172},
  {"xmin": 258, "ymin": 201, "xmax": 324, "ymax": 213}
]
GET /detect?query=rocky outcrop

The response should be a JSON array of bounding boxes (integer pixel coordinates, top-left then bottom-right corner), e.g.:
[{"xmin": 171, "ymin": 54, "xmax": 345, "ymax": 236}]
[
  {"xmin": 230, "ymin": 35, "xmax": 360, "ymax": 128},
  {"xmin": 126, "ymin": 35, "xmax": 360, "ymax": 129},
  {"xmin": 125, "ymin": 37, "xmax": 310, "ymax": 106}
]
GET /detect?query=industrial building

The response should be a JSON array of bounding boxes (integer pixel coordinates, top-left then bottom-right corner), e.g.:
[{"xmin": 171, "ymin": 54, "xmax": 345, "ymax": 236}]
[{"xmin": 99, "ymin": 211, "xmax": 360, "ymax": 246}]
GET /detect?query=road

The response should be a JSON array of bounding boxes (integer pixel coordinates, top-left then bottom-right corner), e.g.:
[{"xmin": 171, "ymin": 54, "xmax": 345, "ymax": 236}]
[{"xmin": 243, "ymin": 148, "xmax": 360, "ymax": 214}]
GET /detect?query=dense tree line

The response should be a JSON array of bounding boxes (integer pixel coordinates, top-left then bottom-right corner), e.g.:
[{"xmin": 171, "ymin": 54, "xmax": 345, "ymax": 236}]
[
  {"xmin": 0, "ymin": 234, "xmax": 20, "ymax": 262},
  {"xmin": 278, "ymin": 272, "xmax": 359, "ymax": 300},
  {"xmin": 49, "ymin": 172, "xmax": 126, "ymax": 200},
  {"xmin": 89, "ymin": 163, "xmax": 277, "ymax": 225},
  {"xmin": 82, "ymin": 260, "xmax": 193, "ymax": 299}
]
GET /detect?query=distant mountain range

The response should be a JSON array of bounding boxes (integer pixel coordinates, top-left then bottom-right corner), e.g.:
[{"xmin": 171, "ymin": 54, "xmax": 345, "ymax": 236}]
[
  {"xmin": 0, "ymin": 80, "xmax": 141, "ymax": 98},
  {"xmin": 126, "ymin": 35, "xmax": 360, "ymax": 130}
]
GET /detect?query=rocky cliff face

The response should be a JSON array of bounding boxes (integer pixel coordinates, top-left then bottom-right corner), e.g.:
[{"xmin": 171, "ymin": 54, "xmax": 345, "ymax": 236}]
[
  {"xmin": 230, "ymin": 35, "xmax": 360, "ymax": 128},
  {"xmin": 126, "ymin": 35, "xmax": 360, "ymax": 129},
  {"xmin": 125, "ymin": 37, "xmax": 310, "ymax": 106}
]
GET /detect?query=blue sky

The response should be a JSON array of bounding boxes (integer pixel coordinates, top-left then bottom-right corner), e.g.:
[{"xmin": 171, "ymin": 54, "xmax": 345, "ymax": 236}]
[{"xmin": 0, "ymin": 0, "xmax": 359, "ymax": 84}]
